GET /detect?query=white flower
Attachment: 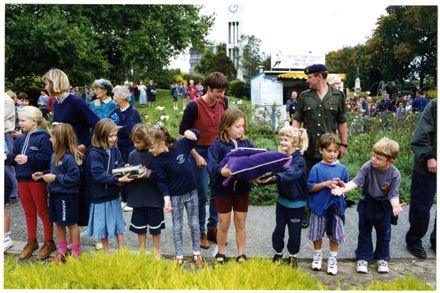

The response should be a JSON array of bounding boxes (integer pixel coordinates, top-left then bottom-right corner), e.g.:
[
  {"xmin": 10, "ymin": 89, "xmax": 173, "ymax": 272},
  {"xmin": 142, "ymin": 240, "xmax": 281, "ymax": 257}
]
[
  {"xmin": 144, "ymin": 115, "xmax": 149, "ymax": 120},
  {"xmin": 160, "ymin": 115, "xmax": 169, "ymax": 121},
  {"xmin": 156, "ymin": 106, "xmax": 165, "ymax": 111}
]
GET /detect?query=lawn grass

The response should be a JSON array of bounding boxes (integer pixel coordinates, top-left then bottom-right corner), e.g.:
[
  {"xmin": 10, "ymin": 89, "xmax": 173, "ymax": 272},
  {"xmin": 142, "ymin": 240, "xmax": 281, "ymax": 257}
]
[{"xmin": 3, "ymin": 251, "xmax": 433, "ymax": 290}]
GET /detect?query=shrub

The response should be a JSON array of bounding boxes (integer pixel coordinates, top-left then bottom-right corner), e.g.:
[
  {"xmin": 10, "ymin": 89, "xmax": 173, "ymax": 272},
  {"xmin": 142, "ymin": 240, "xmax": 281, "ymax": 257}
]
[{"xmin": 228, "ymin": 79, "xmax": 250, "ymax": 100}]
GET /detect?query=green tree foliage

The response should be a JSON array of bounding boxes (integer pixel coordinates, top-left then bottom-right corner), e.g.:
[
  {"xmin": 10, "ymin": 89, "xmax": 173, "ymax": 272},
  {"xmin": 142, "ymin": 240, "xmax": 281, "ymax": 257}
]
[
  {"xmin": 238, "ymin": 35, "xmax": 263, "ymax": 81},
  {"xmin": 325, "ymin": 6, "xmax": 437, "ymax": 91},
  {"xmin": 326, "ymin": 45, "xmax": 370, "ymax": 90},
  {"xmin": 195, "ymin": 43, "xmax": 237, "ymax": 80},
  {"xmin": 5, "ymin": 4, "xmax": 214, "ymax": 88}
]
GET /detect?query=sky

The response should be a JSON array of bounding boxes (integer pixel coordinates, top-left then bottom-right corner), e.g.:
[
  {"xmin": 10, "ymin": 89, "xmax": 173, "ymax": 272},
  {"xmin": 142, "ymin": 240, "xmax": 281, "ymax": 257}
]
[{"xmin": 169, "ymin": 0, "xmax": 437, "ymax": 71}]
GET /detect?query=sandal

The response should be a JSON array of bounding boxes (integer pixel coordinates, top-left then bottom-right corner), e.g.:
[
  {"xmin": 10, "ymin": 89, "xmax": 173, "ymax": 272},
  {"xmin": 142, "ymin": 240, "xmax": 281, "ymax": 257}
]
[
  {"xmin": 236, "ymin": 254, "xmax": 247, "ymax": 263},
  {"xmin": 215, "ymin": 253, "xmax": 227, "ymax": 264}
]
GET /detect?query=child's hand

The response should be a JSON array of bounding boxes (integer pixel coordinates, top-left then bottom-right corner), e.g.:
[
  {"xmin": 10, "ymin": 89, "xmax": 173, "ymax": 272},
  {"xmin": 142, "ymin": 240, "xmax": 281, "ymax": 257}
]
[
  {"xmin": 325, "ymin": 179, "xmax": 339, "ymax": 189},
  {"xmin": 32, "ymin": 172, "xmax": 43, "ymax": 181},
  {"xmin": 164, "ymin": 196, "xmax": 173, "ymax": 212},
  {"xmin": 184, "ymin": 130, "xmax": 197, "ymax": 141},
  {"xmin": 331, "ymin": 187, "xmax": 344, "ymax": 196},
  {"xmin": 131, "ymin": 169, "xmax": 148, "ymax": 179},
  {"xmin": 42, "ymin": 173, "xmax": 56, "ymax": 183},
  {"xmin": 118, "ymin": 173, "xmax": 134, "ymax": 183},
  {"xmin": 15, "ymin": 154, "xmax": 28, "ymax": 165},
  {"xmin": 392, "ymin": 202, "xmax": 406, "ymax": 216},
  {"xmin": 334, "ymin": 178, "xmax": 346, "ymax": 188},
  {"xmin": 221, "ymin": 165, "xmax": 231, "ymax": 177}
]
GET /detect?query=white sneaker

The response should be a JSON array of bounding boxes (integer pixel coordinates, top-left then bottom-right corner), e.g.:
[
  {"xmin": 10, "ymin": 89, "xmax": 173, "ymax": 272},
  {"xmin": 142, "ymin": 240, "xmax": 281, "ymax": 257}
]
[
  {"xmin": 95, "ymin": 241, "xmax": 103, "ymax": 250},
  {"xmin": 311, "ymin": 253, "xmax": 322, "ymax": 271},
  {"xmin": 327, "ymin": 256, "xmax": 338, "ymax": 275},
  {"xmin": 377, "ymin": 260, "xmax": 389, "ymax": 273},
  {"xmin": 4, "ymin": 236, "xmax": 13, "ymax": 252},
  {"xmin": 356, "ymin": 260, "xmax": 368, "ymax": 273},
  {"xmin": 123, "ymin": 205, "xmax": 133, "ymax": 212},
  {"xmin": 121, "ymin": 202, "xmax": 127, "ymax": 209}
]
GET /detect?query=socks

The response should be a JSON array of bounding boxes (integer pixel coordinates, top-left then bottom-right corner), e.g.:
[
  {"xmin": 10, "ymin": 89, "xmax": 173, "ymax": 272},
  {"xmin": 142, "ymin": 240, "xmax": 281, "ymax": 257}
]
[
  {"xmin": 314, "ymin": 249, "xmax": 322, "ymax": 256},
  {"xmin": 71, "ymin": 243, "xmax": 81, "ymax": 257},
  {"xmin": 330, "ymin": 251, "xmax": 338, "ymax": 258},
  {"xmin": 57, "ymin": 240, "xmax": 68, "ymax": 254}
]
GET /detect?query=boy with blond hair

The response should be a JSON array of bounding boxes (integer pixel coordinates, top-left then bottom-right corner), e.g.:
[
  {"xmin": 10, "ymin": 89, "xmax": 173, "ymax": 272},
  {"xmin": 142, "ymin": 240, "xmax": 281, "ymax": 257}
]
[{"xmin": 332, "ymin": 137, "xmax": 404, "ymax": 274}]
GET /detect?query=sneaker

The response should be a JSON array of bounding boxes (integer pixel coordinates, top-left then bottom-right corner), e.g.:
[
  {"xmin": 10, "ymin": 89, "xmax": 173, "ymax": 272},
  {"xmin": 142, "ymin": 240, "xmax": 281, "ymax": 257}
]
[
  {"xmin": 311, "ymin": 253, "xmax": 322, "ymax": 271},
  {"xmin": 282, "ymin": 256, "xmax": 299, "ymax": 269},
  {"xmin": 18, "ymin": 240, "xmax": 39, "ymax": 260},
  {"xmin": 121, "ymin": 202, "xmax": 127, "ymax": 209},
  {"xmin": 193, "ymin": 255, "xmax": 205, "ymax": 268},
  {"xmin": 272, "ymin": 253, "xmax": 283, "ymax": 263},
  {"xmin": 236, "ymin": 254, "xmax": 247, "ymax": 263},
  {"xmin": 36, "ymin": 240, "xmax": 57, "ymax": 260},
  {"xmin": 327, "ymin": 256, "xmax": 338, "ymax": 275},
  {"xmin": 176, "ymin": 258, "xmax": 184, "ymax": 268},
  {"xmin": 4, "ymin": 236, "xmax": 13, "ymax": 252},
  {"xmin": 207, "ymin": 228, "xmax": 217, "ymax": 243},
  {"xmin": 356, "ymin": 260, "xmax": 368, "ymax": 273},
  {"xmin": 407, "ymin": 244, "xmax": 427, "ymax": 259},
  {"xmin": 200, "ymin": 233, "xmax": 210, "ymax": 249},
  {"xmin": 95, "ymin": 241, "xmax": 103, "ymax": 250},
  {"xmin": 377, "ymin": 260, "xmax": 389, "ymax": 274},
  {"xmin": 123, "ymin": 205, "xmax": 133, "ymax": 212},
  {"xmin": 215, "ymin": 253, "xmax": 227, "ymax": 264}
]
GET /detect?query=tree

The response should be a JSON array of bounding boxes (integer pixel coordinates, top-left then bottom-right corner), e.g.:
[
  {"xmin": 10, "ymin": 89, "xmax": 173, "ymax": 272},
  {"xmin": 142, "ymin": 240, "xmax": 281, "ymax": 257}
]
[
  {"xmin": 365, "ymin": 6, "xmax": 437, "ymax": 89},
  {"xmin": 195, "ymin": 43, "xmax": 237, "ymax": 79},
  {"xmin": 5, "ymin": 4, "xmax": 214, "ymax": 88},
  {"xmin": 238, "ymin": 35, "xmax": 264, "ymax": 81}
]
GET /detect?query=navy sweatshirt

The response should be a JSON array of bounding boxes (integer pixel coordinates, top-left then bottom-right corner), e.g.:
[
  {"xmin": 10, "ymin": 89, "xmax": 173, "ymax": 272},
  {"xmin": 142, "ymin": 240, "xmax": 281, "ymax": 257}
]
[
  {"xmin": 126, "ymin": 149, "xmax": 163, "ymax": 208},
  {"xmin": 53, "ymin": 94, "xmax": 100, "ymax": 146},
  {"xmin": 6, "ymin": 130, "xmax": 52, "ymax": 181},
  {"xmin": 116, "ymin": 105, "xmax": 142, "ymax": 147},
  {"xmin": 47, "ymin": 152, "xmax": 81, "ymax": 194},
  {"xmin": 152, "ymin": 130, "xmax": 199, "ymax": 197},
  {"xmin": 207, "ymin": 138, "xmax": 255, "ymax": 196},
  {"xmin": 274, "ymin": 150, "xmax": 307, "ymax": 201},
  {"xmin": 86, "ymin": 146, "xmax": 124, "ymax": 203}
]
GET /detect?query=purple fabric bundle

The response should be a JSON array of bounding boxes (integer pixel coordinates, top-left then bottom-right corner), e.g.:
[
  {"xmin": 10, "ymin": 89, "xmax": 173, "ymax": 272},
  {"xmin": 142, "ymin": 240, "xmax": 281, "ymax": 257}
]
[{"xmin": 220, "ymin": 147, "xmax": 291, "ymax": 186}]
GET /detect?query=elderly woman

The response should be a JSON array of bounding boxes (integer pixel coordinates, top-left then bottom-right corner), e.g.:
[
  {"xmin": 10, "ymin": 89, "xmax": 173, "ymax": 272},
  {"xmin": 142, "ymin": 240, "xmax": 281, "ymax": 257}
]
[
  {"xmin": 326, "ymin": 74, "xmax": 343, "ymax": 91},
  {"xmin": 90, "ymin": 78, "xmax": 117, "ymax": 120},
  {"xmin": 113, "ymin": 85, "xmax": 142, "ymax": 211}
]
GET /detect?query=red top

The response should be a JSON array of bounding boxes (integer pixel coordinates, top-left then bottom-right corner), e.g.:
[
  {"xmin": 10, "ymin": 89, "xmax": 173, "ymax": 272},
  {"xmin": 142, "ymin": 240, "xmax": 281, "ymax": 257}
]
[{"xmin": 193, "ymin": 97, "xmax": 225, "ymax": 146}]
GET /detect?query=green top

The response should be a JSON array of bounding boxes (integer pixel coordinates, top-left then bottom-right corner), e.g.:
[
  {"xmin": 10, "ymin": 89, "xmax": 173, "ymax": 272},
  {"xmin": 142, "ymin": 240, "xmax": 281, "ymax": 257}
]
[{"xmin": 293, "ymin": 85, "xmax": 346, "ymax": 159}]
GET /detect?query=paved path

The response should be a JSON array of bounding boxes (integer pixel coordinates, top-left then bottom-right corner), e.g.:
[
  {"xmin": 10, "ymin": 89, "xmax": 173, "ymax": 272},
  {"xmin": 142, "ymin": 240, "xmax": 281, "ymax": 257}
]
[
  {"xmin": 6, "ymin": 203, "xmax": 436, "ymax": 259},
  {"xmin": 5, "ymin": 203, "xmax": 437, "ymax": 289}
]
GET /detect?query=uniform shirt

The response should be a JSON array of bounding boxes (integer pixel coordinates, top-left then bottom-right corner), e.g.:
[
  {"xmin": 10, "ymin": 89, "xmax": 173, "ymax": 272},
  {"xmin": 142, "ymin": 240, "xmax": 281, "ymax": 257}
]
[
  {"xmin": 294, "ymin": 85, "xmax": 346, "ymax": 159},
  {"xmin": 353, "ymin": 161, "xmax": 400, "ymax": 201}
]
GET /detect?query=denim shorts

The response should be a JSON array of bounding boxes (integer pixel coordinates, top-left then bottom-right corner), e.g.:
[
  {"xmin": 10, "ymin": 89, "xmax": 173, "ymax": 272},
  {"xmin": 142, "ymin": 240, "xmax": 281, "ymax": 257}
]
[{"xmin": 87, "ymin": 198, "xmax": 126, "ymax": 241}]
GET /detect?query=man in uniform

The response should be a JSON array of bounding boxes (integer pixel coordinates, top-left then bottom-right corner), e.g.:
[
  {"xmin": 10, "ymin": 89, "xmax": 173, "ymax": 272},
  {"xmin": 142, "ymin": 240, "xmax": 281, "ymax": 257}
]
[{"xmin": 292, "ymin": 64, "xmax": 348, "ymax": 227}]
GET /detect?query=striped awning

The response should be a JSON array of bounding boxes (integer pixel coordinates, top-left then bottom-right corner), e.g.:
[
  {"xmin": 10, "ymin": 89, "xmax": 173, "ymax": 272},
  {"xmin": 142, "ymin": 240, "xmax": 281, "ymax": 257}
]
[{"xmin": 278, "ymin": 72, "xmax": 347, "ymax": 80}]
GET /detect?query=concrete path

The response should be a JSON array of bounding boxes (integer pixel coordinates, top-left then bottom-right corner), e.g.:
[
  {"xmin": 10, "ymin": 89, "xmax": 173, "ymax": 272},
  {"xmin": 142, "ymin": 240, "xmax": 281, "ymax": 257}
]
[{"xmin": 5, "ymin": 202, "xmax": 436, "ymax": 260}]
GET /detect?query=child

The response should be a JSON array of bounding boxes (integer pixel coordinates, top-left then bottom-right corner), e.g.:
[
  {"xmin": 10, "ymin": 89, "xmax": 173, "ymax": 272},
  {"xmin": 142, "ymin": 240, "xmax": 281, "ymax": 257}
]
[
  {"xmin": 126, "ymin": 124, "xmax": 165, "ymax": 258},
  {"xmin": 307, "ymin": 133, "xmax": 349, "ymax": 275},
  {"xmin": 257, "ymin": 126, "xmax": 308, "ymax": 268},
  {"xmin": 86, "ymin": 118, "xmax": 133, "ymax": 255},
  {"xmin": 148, "ymin": 123, "xmax": 204, "ymax": 268},
  {"xmin": 32, "ymin": 123, "xmax": 83, "ymax": 262},
  {"xmin": 332, "ymin": 137, "xmax": 404, "ymax": 274},
  {"xmin": 208, "ymin": 108, "xmax": 255, "ymax": 263},
  {"xmin": 5, "ymin": 106, "xmax": 56, "ymax": 260}
]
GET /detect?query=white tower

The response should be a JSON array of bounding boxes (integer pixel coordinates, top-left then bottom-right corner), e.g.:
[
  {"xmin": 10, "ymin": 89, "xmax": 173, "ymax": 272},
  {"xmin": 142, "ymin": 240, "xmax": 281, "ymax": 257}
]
[{"xmin": 227, "ymin": 4, "xmax": 244, "ymax": 80}]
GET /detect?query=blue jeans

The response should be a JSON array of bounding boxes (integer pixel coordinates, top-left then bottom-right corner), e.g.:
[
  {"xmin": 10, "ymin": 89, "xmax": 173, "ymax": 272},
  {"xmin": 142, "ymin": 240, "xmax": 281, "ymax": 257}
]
[
  {"xmin": 406, "ymin": 170, "xmax": 437, "ymax": 247},
  {"xmin": 355, "ymin": 198, "xmax": 392, "ymax": 261},
  {"xmin": 190, "ymin": 145, "xmax": 218, "ymax": 234}
]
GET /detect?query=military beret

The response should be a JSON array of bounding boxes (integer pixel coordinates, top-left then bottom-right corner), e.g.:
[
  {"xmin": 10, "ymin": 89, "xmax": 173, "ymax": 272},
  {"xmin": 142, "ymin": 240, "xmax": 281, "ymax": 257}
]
[{"xmin": 304, "ymin": 64, "xmax": 327, "ymax": 74}]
